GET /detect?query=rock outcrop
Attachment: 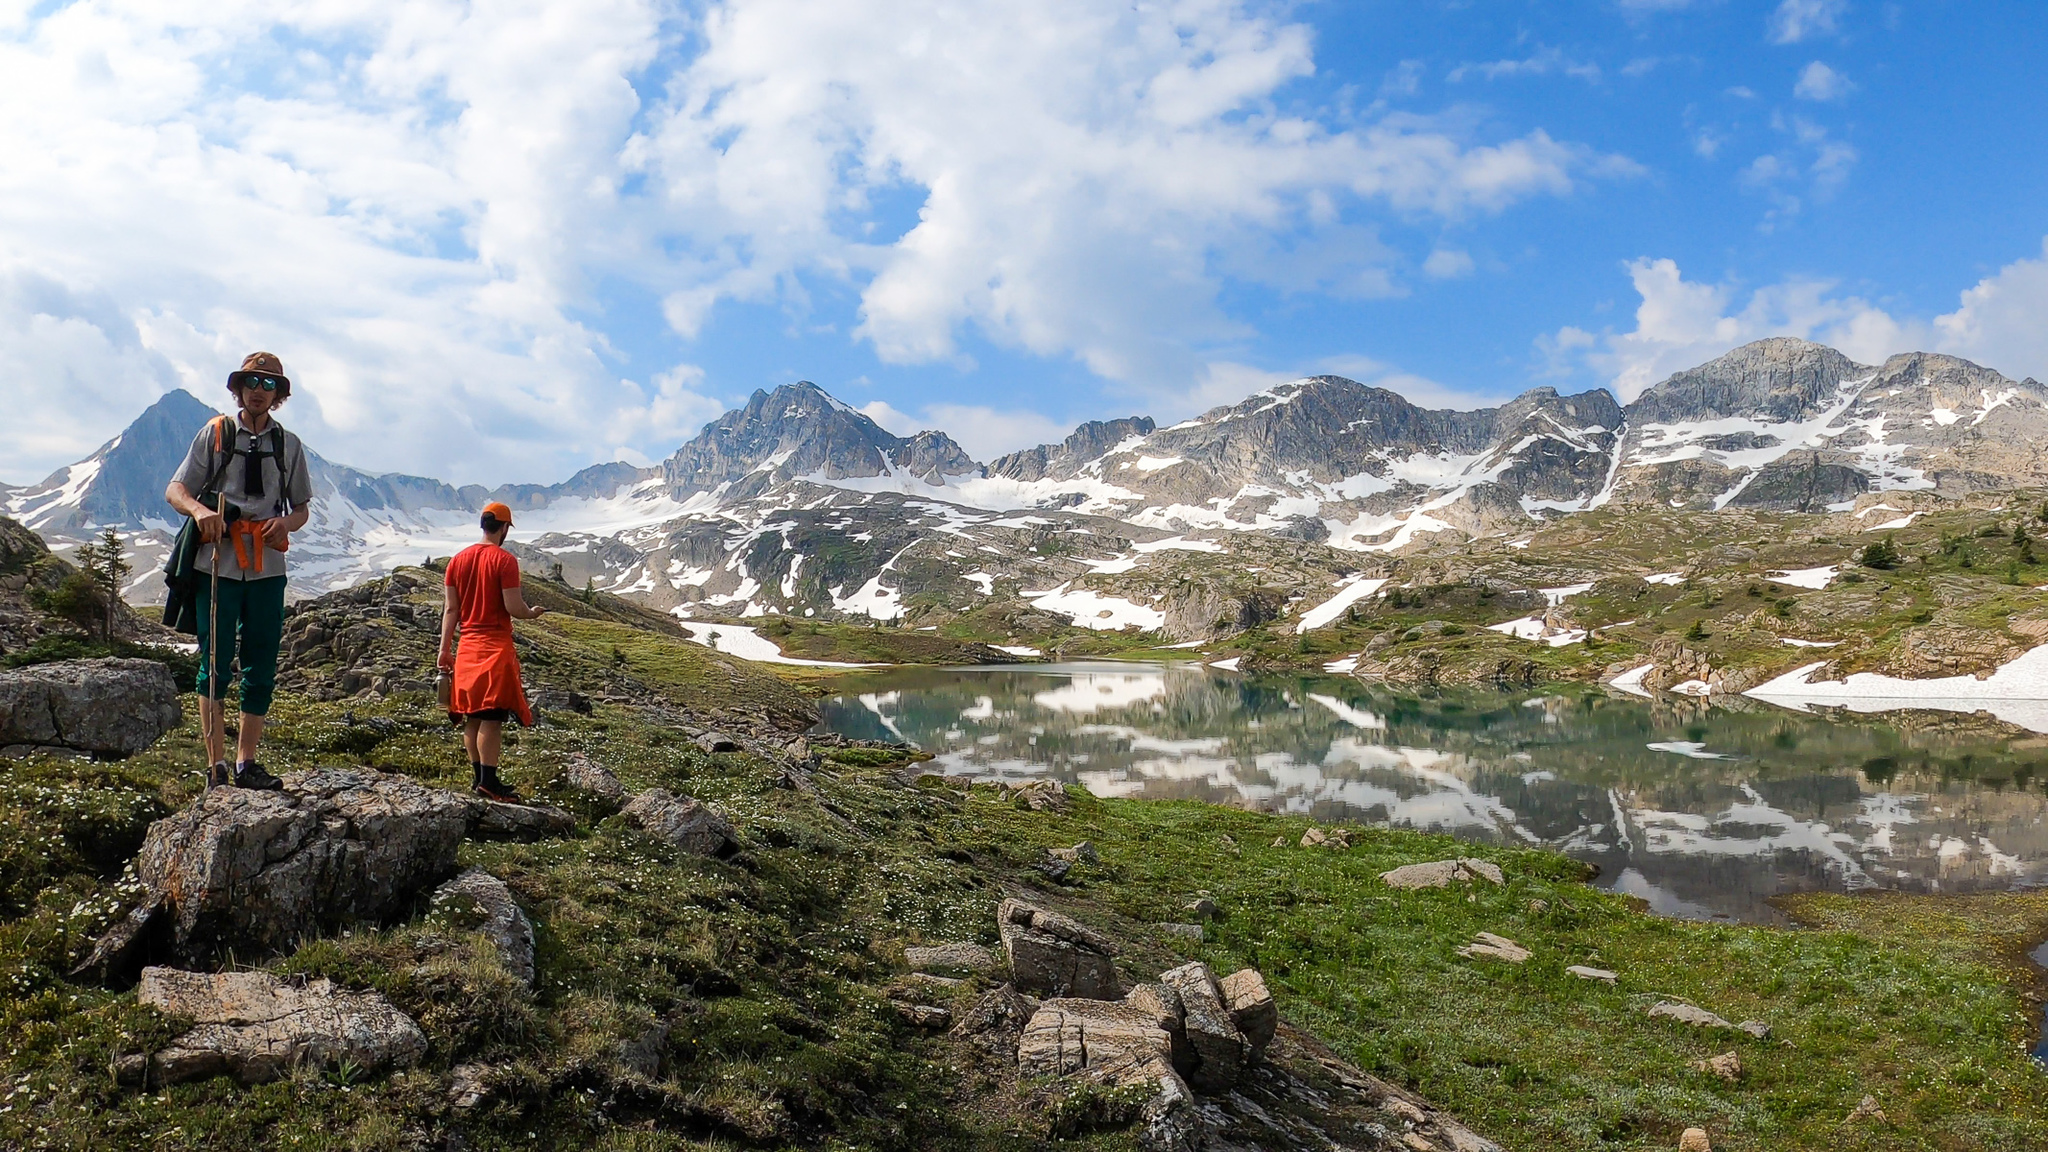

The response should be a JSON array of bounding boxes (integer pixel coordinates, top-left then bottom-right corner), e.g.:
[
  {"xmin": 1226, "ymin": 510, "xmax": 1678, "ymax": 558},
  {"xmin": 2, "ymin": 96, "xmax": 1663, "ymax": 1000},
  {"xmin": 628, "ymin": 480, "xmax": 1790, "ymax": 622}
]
[
  {"xmin": 118, "ymin": 966, "xmax": 426, "ymax": 1086},
  {"xmin": 1159, "ymin": 962, "xmax": 1250, "ymax": 1092},
  {"xmin": 1379, "ymin": 857, "xmax": 1504, "ymax": 889},
  {"xmin": 84, "ymin": 768, "xmax": 470, "ymax": 973},
  {"xmin": 430, "ymin": 869, "xmax": 535, "ymax": 987},
  {"xmin": 619, "ymin": 788, "xmax": 740, "ymax": 857},
  {"xmin": 998, "ymin": 898, "xmax": 1120, "ymax": 999},
  {"xmin": 0, "ymin": 658, "xmax": 181, "ymax": 758},
  {"xmin": 561, "ymin": 752, "xmax": 626, "ymax": 803}
]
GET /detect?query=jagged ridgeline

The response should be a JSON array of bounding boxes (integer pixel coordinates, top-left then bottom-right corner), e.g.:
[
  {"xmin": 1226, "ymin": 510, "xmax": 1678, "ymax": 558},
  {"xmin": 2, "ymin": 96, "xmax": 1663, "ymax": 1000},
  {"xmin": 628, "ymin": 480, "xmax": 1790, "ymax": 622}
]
[{"xmin": 6, "ymin": 338, "xmax": 2045, "ymax": 638}]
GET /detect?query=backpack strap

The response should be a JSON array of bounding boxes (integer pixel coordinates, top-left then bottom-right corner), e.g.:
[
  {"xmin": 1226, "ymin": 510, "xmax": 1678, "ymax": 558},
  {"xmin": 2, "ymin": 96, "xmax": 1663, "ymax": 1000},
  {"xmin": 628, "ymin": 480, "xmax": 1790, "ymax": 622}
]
[{"xmin": 197, "ymin": 416, "xmax": 233, "ymax": 502}]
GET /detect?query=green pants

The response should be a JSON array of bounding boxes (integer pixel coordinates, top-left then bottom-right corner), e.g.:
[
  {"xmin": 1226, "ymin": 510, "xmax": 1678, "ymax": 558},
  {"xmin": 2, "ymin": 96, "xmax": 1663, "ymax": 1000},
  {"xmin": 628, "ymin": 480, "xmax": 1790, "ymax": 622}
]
[{"xmin": 195, "ymin": 575, "xmax": 287, "ymax": 716}]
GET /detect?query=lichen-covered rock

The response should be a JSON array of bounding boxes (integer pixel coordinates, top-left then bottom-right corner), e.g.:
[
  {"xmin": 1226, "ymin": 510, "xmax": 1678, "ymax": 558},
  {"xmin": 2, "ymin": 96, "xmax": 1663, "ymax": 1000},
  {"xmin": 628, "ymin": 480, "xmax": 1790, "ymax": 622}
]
[
  {"xmin": 1378, "ymin": 858, "xmax": 1504, "ymax": 890},
  {"xmin": 619, "ymin": 788, "xmax": 739, "ymax": 857},
  {"xmin": 561, "ymin": 752, "xmax": 625, "ymax": 803},
  {"xmin": 949, "ymin": 983, "xmax": 1039, "ymax": 1056},
  {"xmin": 84, "ymin": 768, "xmax": 469, "ymax": 973},
  {"xmin": 1648, "ymin": 1001, "xmax": 1733, "ymax": 1030},
  {"xmin": 430, "ymin": 869, "xmax": 535, "ymax": 987},
  {"xmin": 117, "ymin": 967, "xmax": 426, "ymax": 1086},
  {"xmin": 997, "ymin": 898, "xmax": 1120, "ymax": 999},
  {"xmin": 1158, "ymin": 961, "xmax": 1249, "ymax": 1092},
  {"xmin": 467, "ymin": 796, "xmax": 577, "ymax": 841},
  {"xmin": 0, "ymin": 658, "xmax": 181, "ymax": 758},
  {"xmin": 905, "ymin": 942, "xmax": 998, "ymax": 976},
  {"xmin": 1018, "ymin": 998, "xmax": 1176, "ymax": 1078},
  {"xmin": 1218, "ymin": 968, "xmax": 1277, "ymax": 1053},
  {"xmin": 693, "ymin": 730, "xmax": 742, "ymax": 753},
  {"xmin": 1018, "ymin": 997, "xmax": 1199, "ymax": 1152}
]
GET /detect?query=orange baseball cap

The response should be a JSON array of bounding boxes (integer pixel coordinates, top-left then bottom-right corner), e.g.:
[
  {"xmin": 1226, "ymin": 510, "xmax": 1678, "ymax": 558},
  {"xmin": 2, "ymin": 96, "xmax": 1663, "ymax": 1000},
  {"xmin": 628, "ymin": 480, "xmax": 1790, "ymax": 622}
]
[{"xmin": 481, "ymin": 501, "xmax": 515, "ymax": 526}]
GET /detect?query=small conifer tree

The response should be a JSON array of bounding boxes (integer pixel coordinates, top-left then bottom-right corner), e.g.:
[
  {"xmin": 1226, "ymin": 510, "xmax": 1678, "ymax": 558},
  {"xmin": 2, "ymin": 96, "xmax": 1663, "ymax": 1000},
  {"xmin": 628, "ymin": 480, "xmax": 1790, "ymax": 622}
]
[{"xmin": 1859, "ymin": 534, "xmax": 1901, "ymax": 570}]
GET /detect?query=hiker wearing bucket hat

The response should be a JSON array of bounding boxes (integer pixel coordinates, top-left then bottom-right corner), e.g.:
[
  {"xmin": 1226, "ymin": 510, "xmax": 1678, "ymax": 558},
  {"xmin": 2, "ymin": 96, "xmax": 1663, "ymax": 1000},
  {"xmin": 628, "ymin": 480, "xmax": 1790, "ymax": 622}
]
[
  {"xmin": 439, "ymin": 500, "xmax": 546, "ymax": 803},
  {"xmin": 163, "ymin": 352, "xmax": 315, "ymax": 790}
]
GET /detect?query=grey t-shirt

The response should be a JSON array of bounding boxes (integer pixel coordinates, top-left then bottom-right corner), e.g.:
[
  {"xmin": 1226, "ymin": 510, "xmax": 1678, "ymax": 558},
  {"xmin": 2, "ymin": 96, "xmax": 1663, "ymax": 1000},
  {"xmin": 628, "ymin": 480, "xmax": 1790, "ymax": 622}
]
[{"xmin": 171, "ymin": 414, "xmax": 314, "ymax": 581}]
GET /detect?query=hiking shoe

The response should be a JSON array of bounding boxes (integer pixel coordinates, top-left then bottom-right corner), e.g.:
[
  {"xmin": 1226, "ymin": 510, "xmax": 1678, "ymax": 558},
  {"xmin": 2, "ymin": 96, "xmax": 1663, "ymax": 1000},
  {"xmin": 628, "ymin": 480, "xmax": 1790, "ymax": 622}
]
[
  {"xmin": 472, "ymin": 775, "xmax": 524, "ymax": 805},
  {"xmin": 233, "ymin": 761, "xmax": 284, "ymax": 791},
  {"xmin": 206, "ymin": 760, "xmax": 232, "ymax": 789}
]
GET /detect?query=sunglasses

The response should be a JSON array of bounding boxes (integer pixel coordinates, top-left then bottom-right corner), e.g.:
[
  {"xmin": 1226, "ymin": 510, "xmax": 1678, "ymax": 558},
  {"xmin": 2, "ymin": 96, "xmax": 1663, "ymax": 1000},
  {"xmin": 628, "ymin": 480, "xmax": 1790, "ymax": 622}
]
[{"xmin": 228, "ymin": 370, "xmax": 289, "ymax": 392}]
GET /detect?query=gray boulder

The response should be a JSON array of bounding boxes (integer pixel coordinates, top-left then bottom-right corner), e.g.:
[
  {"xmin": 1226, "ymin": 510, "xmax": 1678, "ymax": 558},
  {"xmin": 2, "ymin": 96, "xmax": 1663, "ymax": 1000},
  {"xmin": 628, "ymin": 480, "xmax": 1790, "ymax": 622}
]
[
  {"xmin": 1218, "ymin": 968, "xmax": 1277, "ymax": 1053},
  {"xmin": 1017, "ymin": 996, "xmax": 1199, "ymax": 1152},
  {"xmin": 561, "ymin": 752, "xmax": 626, "ymax": 803},
  {"xmin": 430, "ymin": 869, "xmax": 535, "ymax": 987},
  {"xmin": 619, "ymin": 788, "xmax": 739, "ymax": 857},
  {"xmin": 905, "ymin": 942, "xmax": 998, "ymax": 977},
  {"xmin": 693, "ymin": 731, "xmax": 741, "ymax": 754},
  {"xmin": 997, "ymin": 898, "xmax": 1120, "ymax": 999},
  {"xmin": 1159, "ymin": 961, "xmax": 1249, "ymax": 1092},
  {"xmin": 0, "ymin": 658, "xmax": 180, "ymax": 758},
  {"xmin": 117, "ymin": 966, "xmax": 426, "ymax": 1086},
  {"xmin": 84, "ymin": 768, "xmax": 470, "ymax": 973},
  {"xmin": 467, "ymin": 796, "xmax": 577, "ymax": 841}
]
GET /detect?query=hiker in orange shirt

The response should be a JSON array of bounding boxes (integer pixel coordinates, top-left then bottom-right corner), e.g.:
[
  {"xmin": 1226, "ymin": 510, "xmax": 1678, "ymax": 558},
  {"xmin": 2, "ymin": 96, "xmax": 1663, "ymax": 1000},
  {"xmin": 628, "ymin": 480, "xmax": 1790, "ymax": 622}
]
[{"xmin": 438, "ymin": 502, "xmax": 545, "ymax": 803}]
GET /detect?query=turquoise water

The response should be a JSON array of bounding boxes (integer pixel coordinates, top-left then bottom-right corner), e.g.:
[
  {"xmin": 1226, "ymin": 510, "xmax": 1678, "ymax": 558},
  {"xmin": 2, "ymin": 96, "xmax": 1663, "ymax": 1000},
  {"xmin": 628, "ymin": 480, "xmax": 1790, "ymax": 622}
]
[{"xmin": 815, "ymin": 661, "xmax": 2048, "ymax": 924}]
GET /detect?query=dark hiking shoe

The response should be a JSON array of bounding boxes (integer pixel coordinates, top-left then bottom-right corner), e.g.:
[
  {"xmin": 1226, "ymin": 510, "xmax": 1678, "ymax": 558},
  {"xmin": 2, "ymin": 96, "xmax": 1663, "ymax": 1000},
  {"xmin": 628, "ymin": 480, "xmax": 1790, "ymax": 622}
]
[
  {"xmin": 207, "ymin": 761, "xmax": 232, "ymax": 789},
  {"xmin": 472, "ymin": 772, "xmax": 524, "ymax": 805},
  {"xmin": 234, "ymin": 761, "xmax": 284, "ymax": 791}
]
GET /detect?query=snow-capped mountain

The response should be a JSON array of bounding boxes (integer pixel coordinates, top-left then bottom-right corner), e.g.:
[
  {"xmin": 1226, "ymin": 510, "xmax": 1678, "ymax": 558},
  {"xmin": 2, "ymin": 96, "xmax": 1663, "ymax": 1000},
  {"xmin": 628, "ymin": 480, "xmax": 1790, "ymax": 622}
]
[{"xmin": 10, "ymin": 339, "xmax": 2046, "ymax": 635}]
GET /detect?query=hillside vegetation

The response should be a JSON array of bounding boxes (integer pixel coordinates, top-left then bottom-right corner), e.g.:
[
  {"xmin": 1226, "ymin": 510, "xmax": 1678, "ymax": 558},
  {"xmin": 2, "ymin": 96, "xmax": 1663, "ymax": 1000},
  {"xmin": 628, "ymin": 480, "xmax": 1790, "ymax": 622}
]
[{"xmin": 0, "ymin": 567, "xmax": 2045, "ymax": 1150}]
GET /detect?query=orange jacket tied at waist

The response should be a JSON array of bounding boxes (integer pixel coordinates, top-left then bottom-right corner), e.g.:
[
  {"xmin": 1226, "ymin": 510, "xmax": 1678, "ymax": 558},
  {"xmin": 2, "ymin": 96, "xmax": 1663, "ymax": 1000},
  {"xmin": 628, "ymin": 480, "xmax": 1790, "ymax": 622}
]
[{"xmin": 225, "ymin": 517, "xmax": 287, "ymax": 574}]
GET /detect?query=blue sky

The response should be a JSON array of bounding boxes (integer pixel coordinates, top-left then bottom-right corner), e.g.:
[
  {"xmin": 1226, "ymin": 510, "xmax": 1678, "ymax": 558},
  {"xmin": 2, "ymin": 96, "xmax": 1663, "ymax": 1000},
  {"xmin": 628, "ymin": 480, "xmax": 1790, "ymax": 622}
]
[{"xmin": 2, "ymin": 0, "xmax": 2045, "ymax": 485}]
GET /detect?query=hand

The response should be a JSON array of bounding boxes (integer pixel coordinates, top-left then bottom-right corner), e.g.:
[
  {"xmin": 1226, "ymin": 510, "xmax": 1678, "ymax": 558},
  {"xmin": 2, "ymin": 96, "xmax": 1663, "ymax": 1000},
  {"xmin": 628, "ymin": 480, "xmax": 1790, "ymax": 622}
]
[
  {"xmin": 263, "ymin": 518, "xmax": 291, "ymax": 549},
  {"xmin": 195, "ymin": 507, "xmax": 225, "ymax": 543},
  {"xmin": 438, "ymin": 647, "xmax": 455, "ymax": 671},
  {"xmin": 529, "ymin": 605, "xmax": 547, "ymax": 620}
]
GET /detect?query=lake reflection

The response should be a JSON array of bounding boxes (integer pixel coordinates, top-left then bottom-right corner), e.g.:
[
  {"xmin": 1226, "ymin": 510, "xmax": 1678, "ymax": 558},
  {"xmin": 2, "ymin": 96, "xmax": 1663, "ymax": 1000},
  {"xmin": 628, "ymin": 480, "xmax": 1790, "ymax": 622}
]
[{"xmin": 815, "ymin": 662, "xmax": 2048, "ymax": 923}]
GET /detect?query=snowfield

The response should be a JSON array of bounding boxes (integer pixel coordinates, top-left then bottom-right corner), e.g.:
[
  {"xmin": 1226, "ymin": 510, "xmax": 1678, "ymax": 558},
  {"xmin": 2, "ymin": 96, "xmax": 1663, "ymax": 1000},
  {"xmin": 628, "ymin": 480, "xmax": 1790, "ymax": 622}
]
[
  {"xmin": 678, "ymin": 623, "xmax": 876, "ymax": 667},
  {"xmin": 1745, "ymin": 646, "xmax": 2048, "ymax": 733}
]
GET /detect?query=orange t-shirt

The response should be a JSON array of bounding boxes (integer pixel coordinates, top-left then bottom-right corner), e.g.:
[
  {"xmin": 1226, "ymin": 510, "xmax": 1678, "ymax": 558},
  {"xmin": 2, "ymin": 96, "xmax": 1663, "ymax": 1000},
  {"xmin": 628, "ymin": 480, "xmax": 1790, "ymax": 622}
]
[{"xmin": 447, "ymin": 542, "xmax": 520, "ymax": 634}]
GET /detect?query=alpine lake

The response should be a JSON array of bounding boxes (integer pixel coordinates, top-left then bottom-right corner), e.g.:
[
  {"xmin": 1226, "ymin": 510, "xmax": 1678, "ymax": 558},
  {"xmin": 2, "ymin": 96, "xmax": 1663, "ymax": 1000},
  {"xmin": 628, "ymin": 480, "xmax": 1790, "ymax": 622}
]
[{"xmin": 814, "ymin": 661, "xmax": 2048, "ymax": 1058}]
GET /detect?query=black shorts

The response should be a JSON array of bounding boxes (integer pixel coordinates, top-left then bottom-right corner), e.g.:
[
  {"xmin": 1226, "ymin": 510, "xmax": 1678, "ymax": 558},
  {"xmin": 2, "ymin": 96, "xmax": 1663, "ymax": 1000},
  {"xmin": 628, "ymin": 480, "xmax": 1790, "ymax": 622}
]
[{"xmin": 450, "ymin": 708, "xmax": 517, "ymax": 724}]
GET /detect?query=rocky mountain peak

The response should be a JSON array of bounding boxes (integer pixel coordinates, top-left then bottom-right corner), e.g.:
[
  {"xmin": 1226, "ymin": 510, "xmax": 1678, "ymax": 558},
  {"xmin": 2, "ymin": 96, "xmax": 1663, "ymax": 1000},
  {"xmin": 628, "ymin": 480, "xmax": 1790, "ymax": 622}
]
[
  {"xmin": 1627, "ymin": 337, "xmax": 1872, "ymax": 426},
  {"xmin": 658, "ymin": 381, "xmax": 967, "ymax": 498},
  {"xmin": 9, "ymin": 388, "xmax": 221, "ymax": 532},
  {"xmin": 988, "ymin": 416, "xmax": 1156, "ymax": 482}
]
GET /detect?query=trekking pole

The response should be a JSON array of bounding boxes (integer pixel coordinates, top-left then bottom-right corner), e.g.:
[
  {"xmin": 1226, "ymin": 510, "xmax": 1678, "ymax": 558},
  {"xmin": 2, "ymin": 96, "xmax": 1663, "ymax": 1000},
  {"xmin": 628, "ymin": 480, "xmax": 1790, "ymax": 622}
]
[{"xmin": 205, "ymin": 540, "xmax": 219, "ymax": 791}]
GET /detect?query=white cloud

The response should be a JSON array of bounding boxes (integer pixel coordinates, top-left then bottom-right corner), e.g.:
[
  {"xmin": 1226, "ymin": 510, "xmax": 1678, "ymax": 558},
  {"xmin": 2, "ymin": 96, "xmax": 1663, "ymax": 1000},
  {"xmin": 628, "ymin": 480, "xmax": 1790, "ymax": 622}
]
[
  {"xmin": 1547, "ymin": 257, "xmax": 1925, "ymax": 400},
  {"xmin": 857, "ymin": 398, "xmax": 1091, "ymax": 462},
  {"xmin": 645, "ymin": 0, "xmax": 1632, "ymax": 393},
  {"xmin": 1379, "ymin": 60, "xmax": 1425, "ymax": 99},
  {"xmin": 1448, "ymin": 46, "xmax": 1602, "ymax": 85},
  {"xmin": 1794, "ymin": 60, "xmax": 1853, "ymax": 100},
  {"xmin": 0, "ymin": 0, "xmax": 684, "ymax": 485},
  {"xmin": 1559, "ymin": 244, "xmax": 2048, "ymax": 394},
  {"xmin": 1422, "ymin": 248, "xmax": 1476, "ymax": 279},
  {"xmin": 918, "ymin": 404, "xmax": 1072, "ymax": 461},
  {"xmin": 1934, "ymin": 237, "xmax": 2048, "ymax": 384},
  {"xmin": 0, "ymin": 0, "xmax": 1636, "ymax": 486},
  {"xmin": 1768, "ymin": 0, "xmax": 1848, "ymax": 44}
]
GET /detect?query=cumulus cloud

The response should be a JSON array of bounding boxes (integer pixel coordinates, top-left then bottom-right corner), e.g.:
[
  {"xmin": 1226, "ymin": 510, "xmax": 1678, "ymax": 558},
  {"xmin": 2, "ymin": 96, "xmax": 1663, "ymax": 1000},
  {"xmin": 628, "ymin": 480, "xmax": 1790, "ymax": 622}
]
[
  {"xmin": 1542, "ymin": 243, "xmax": 2048, "ymax": 399},
  {"xmin": 1768, "ymin": 0, "xmax": 1849, "ymax": 44},
  {"xmin": 643, "ymin": 0, "xmax": 1633, "ymax": 404},
  {"xmin": 0, "ymin": 0, "xmax": 698, "ymax": 484},
  {"xmin": 1545, "ymin": 257, "xmax": 1924, "ymax": 400},
  {"xmin": 0, "ymin": 0, "xmax": 1633, "ymax": 485},
  {"xmin": 1794, "ymin": 60, "xmax": 1853, "ymax": 100},
  {"xmin": 1934, "ymin": 237, "xmax": 2048, "ymax": 384}
]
